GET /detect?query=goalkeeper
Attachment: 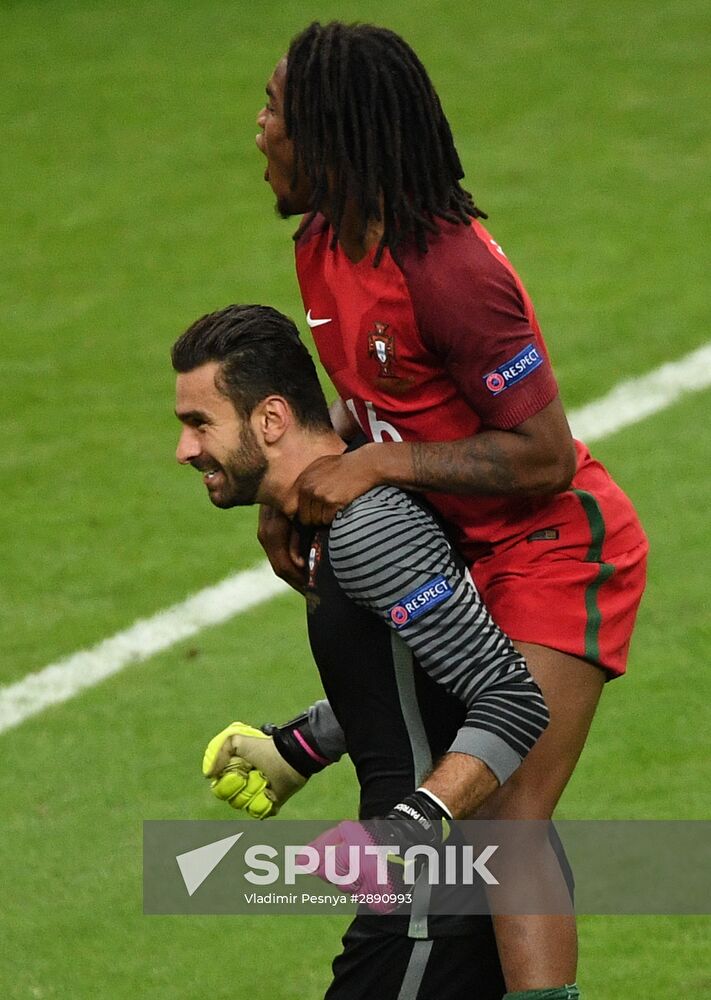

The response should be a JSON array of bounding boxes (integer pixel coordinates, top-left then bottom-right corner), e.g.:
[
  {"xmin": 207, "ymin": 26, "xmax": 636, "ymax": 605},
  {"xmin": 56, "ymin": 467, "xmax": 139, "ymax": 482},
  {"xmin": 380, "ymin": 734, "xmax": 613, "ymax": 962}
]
[{"xmin": 173, "ymin": 304, "xmax": 552, "ymax": 1000}]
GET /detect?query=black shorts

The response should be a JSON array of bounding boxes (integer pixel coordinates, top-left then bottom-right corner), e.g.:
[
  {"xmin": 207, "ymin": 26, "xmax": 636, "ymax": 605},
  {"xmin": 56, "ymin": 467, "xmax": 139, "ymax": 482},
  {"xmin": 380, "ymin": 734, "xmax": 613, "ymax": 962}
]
[{"xmin": 325, "ymin": 915, "xmax": 505, "ymax": 1000}]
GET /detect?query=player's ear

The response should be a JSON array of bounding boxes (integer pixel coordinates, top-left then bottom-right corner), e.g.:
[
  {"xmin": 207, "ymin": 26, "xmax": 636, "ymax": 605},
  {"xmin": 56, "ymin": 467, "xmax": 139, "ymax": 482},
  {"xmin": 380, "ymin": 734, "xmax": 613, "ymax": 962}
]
[{"xmin": 254, "ymin": 395, "xmax": 291, "ymax": 445}]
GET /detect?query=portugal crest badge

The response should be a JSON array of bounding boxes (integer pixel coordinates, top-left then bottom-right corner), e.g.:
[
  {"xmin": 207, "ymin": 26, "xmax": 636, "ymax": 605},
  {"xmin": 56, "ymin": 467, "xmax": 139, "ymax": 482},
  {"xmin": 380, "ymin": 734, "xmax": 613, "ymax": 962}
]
[
  {"xmin": 307, "ymin": 536, "xmax": 322, "ymax": 590},
  {"xmin": 367, "ymin": 322, "xmax": 396, "ymax": 378}
]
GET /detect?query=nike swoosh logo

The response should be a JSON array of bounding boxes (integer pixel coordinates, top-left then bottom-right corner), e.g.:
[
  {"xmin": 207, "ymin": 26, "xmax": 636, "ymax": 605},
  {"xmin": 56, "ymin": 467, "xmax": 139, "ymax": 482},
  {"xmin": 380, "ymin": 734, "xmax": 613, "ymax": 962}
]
[{"xmin": 306, "ymin": 310, "xmax": 333, "ymax": 329}]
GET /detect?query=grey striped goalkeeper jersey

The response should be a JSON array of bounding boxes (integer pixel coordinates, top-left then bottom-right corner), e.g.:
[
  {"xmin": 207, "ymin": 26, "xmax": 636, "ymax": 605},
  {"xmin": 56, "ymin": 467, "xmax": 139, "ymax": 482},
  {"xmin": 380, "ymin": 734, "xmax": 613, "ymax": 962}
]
[{"xmin": 302, "ymin": 484, "xmax": 549, "ymax": 819}]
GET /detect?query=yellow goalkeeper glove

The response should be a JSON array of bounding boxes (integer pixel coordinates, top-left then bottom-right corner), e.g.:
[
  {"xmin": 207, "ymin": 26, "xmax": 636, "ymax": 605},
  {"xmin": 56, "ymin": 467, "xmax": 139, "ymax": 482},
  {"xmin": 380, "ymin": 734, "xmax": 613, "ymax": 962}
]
[
  {"xmin": 203, "ymin": 721, "xmax": 306, "ymax": 818},
  {"xmin": 203, "ymin": 719, "xmax": 323, "ymax": 818}
]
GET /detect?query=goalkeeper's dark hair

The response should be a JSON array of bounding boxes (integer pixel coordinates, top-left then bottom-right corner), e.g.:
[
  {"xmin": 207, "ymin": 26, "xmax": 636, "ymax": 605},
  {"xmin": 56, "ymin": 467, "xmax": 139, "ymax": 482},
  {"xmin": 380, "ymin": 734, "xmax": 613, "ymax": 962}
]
[
  {"xmin": 171, "ymin": 304, "xmax": 331, "ymax": 431},
  {"xmin": 285, "ymin": 20, "xmax": 487, "ymax": 265}
]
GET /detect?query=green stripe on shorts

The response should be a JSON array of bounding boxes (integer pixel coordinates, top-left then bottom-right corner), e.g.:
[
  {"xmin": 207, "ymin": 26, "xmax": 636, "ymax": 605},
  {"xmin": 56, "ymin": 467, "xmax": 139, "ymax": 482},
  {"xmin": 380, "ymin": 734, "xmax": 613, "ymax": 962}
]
[{"xmin": 571, "ymin": 489, "xmax": 615, "ymax": 663}]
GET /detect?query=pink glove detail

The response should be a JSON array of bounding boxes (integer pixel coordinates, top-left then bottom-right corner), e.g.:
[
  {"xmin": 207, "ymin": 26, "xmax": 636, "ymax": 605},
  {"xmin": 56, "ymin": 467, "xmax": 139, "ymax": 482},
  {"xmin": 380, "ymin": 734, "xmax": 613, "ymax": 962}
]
[{"xmin": 303, "ymin": 821, "xmax": 402, "ymax": 914}]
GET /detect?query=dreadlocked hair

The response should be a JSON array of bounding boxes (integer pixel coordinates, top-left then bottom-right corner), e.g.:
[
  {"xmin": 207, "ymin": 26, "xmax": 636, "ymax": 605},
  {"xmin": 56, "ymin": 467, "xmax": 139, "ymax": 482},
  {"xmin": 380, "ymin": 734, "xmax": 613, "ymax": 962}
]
[{"xmin": 285, "ymin": 21, "xmax": 487, "ymax": 265}]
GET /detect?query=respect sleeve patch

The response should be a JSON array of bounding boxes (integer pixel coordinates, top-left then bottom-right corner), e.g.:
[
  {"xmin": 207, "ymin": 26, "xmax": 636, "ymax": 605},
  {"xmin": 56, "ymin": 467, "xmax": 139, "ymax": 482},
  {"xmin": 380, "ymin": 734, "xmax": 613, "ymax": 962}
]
[
  {"xmin": 388, "ymin": 575, "xmax": 453, "ymax": 629},
  {"xmin": 483, "ymin": 343, "xmax": 543, "ymax": 395}
]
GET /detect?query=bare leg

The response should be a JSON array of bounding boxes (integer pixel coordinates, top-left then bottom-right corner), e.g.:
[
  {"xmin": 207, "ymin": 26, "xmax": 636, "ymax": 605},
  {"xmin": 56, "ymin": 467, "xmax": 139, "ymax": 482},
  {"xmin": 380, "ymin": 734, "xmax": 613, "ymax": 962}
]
[{"xmin": 477, "ymin": 642, "xmax": 605, "ymax": 991}]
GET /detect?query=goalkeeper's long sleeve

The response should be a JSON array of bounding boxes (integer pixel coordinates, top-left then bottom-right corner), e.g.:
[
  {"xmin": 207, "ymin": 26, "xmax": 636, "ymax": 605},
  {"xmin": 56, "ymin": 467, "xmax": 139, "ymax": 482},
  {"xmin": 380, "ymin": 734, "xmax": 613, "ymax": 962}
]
[
  {"xmin": 327, "ymin": 486, "xmax": 549, "ymax": 785},
  {"xmin": 307, "ymin": 699, "xmax": 347, "ymax": 763}
]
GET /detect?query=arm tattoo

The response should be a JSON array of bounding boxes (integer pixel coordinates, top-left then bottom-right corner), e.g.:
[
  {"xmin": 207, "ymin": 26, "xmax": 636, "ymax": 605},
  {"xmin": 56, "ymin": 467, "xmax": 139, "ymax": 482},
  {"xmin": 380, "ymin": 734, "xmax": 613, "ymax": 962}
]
[{"xmin": 411, "ymin": 436, "xmax": 521, "ymax": 495}]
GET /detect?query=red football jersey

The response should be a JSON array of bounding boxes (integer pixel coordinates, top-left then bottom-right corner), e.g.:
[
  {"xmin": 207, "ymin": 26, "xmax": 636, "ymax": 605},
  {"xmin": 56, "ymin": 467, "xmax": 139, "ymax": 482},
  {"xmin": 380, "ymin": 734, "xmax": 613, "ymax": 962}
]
[{"xmin": 295, "ymin": 215, "xmax": 600, "ymax": 556}]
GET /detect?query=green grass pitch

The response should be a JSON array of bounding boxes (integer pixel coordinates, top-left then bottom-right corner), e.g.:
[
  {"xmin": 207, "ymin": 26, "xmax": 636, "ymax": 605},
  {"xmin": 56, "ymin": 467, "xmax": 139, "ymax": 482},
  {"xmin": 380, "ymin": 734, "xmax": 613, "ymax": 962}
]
[{"xmin": 1, "ymin": 1, "xmax": 709, "ymax": 996}]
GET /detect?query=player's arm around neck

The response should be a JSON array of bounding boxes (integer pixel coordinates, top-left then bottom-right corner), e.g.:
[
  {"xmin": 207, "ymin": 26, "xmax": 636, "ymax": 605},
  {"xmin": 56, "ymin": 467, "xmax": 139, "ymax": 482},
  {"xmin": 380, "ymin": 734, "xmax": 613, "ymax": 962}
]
[
  {"xmin": 294, "ymin": 396, "xmax": 576, "ymax": 525},
  {"xmin": 397, "ymin": 396, "xmax": 576, "ymax": 497}
]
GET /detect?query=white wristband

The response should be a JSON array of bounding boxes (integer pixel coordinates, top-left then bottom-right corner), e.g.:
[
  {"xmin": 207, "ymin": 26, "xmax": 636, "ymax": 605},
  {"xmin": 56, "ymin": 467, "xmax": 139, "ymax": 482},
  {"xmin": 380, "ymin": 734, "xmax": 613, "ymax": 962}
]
[{"xmin": 416, "ymin": 786, "xmax": 453, "ymax": 820}]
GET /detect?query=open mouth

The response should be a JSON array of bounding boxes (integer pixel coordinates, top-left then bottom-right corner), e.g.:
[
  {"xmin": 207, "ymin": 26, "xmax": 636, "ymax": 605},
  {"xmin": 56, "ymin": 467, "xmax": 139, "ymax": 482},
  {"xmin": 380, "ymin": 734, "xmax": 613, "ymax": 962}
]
[
  {"xmin": 255, "ymin": 135, "xmax": 270, "ymax": 183},
  {"xmin": 201, "ymin": 467, "xmax": 223, "ymax": 487}
]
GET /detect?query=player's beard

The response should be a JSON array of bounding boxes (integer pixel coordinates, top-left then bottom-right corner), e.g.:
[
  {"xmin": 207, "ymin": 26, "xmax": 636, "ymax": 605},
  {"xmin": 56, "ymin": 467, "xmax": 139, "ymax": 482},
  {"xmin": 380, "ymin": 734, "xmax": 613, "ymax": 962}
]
[
  {"xmin": 277, "ymin": 198, "xmax": 294, "ymax": 220},
  {"xmin": 207, "ymin": 424, "xmax": 268, "ymax": 509},
  {"xmin": 268, "ymin": 165, "xmax": 312, "ymax": 220},
  {"xmin": 275, "ymin": 190, "xmax": 303, "ymax": 220}
]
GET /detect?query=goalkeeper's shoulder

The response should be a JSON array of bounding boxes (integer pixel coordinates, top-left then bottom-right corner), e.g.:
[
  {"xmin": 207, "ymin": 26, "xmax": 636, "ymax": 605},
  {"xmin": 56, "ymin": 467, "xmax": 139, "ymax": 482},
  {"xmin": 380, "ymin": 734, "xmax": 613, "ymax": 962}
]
[
  {"xmin": 330, "ymin": 485, "xmax": 445, "ymax": 558},
  {"xmin": 335, "ymin": 483, "xmax": 436, "ymax": 526},
  {"xmin": 328, "ymin": 485, "xmax": 452, "ymax": 592}
]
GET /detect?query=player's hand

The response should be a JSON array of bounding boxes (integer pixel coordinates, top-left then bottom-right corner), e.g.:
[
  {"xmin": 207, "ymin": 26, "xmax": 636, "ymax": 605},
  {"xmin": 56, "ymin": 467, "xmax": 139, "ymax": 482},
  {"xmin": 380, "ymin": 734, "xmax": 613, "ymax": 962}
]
[
  {"xmin": 257, "ymin": 504, "xmax": 306, "ymax": 592},
  {"xmin": 306, "ymin": 822, "xmax": 402, "ymax": 913},
  {"xmin": 294, "ymin": 449, "xmax": 379, "ymax": 525},
  {"xmin": 305, "ymin": 790, "xmax": 450, "ymax": 913},
  {"xmin": 329, "ymin": 398, "xmax": 360, "ymax": 440},
  {"xmin": 203, "ymin": 722, "xmax": 307, "ymax": 819}
]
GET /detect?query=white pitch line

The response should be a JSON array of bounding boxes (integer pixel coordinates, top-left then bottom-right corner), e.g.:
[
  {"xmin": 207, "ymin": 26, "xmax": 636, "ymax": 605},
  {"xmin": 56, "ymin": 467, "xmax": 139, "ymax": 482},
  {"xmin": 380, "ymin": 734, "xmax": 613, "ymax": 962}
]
[
  {"xmin": 0, "ymin": 565, "xmax": 289, "ymax": 734},
  {"xmin": 569, "ymin": 341, "xmax": 711, "ymax": 443},
  {"xmin": 1, "ymin": 342, "xmax": 710, "ymax": 736}
]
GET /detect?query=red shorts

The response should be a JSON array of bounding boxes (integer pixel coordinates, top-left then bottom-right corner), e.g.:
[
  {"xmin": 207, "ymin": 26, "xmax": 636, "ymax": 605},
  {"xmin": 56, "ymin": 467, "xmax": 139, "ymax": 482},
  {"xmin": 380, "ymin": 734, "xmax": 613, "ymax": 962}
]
[{"xmin": 471, "ymin": 463, "xmax": 648, "ymax": 678}]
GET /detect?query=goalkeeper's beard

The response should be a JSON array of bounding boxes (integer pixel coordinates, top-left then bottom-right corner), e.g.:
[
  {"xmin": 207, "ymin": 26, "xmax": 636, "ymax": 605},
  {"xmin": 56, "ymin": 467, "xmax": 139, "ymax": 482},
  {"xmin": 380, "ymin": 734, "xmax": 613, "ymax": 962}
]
[{"xmin": 204, "ymin": 424, "xmax": 268, "ymax": 509}]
